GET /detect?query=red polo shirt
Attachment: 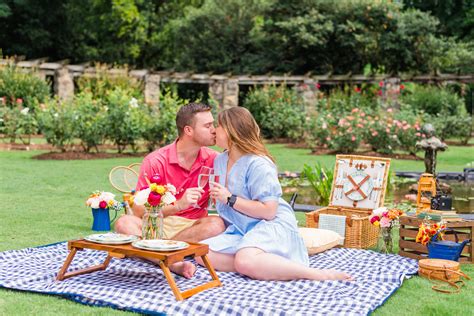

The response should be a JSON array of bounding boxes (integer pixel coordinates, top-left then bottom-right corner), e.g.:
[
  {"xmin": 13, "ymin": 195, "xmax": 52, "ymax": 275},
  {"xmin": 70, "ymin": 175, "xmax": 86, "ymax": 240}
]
[{"xmin": 136, "ymin": 140, "xmax": 218, "ymax": 219}]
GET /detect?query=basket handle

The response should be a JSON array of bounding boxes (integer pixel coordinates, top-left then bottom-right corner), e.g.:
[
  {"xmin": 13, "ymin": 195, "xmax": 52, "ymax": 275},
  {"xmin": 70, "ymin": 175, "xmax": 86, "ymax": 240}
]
[
  {"xmin": 426, "ymin": 268, "xmax": 471, "ymax": 294},
  {"xmin": 431, "ymin": 228, "xmax": 458, "ymax": 243}
]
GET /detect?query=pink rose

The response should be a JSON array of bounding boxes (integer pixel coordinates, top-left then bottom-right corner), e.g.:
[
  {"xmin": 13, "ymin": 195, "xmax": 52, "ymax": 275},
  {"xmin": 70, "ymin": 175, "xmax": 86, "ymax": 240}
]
[
  {"xmin": 148, "ymin": 191, "xmax": 162, "ymax": 206},
  {"xmin": 351, "ymin": 136, "xmax": 356, "ymax": 141},
  {"xmin": 380, "ymin": 216, "xmax": 391, "ymax": 228},
  {"xmin": 379, "ymin": 81, "xmax": 384, "ymax": 87},
  {"xmin": 140, "ymin": 185, "xmax": 149, "ymax": 190},
  {"xmin": 150, "ymin": 174, "xmax": 162, "ymax": 184},
  {"xmin": 99, "ymin": 200, "xmax": 107, "ymax": 209},
  {"xmin": 16, "ymin": 98, "xmax": 23, "ymax": 104}
]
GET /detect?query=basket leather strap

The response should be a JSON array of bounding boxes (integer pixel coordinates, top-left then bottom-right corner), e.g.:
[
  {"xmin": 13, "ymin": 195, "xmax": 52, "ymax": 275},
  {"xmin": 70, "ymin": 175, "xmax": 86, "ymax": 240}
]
[{"xmin": 426, "ymin": 268, "xmax": 471, "ymax": 294}]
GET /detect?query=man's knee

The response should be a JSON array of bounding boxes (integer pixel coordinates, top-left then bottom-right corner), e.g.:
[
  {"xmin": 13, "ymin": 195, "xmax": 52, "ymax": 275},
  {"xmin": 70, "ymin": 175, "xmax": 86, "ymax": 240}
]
[
  {"xmin": 200, "ymin": 216, "xmax": 225, "ymax": 237},
  {"xmin": 114, "ymin": 215, "xmax": 139, "ymax": 233}
]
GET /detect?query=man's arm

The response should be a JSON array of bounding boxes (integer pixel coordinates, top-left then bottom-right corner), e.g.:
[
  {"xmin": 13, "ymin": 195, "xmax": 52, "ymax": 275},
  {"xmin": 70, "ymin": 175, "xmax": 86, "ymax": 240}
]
[{"xmin": 131, "ymin": 187, "xmax": 204, "ymax": 218}]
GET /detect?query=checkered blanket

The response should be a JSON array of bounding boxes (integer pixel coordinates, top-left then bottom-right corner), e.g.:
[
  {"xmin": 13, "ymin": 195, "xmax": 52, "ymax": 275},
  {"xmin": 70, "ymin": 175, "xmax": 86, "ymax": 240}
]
[{"xmin": 0, "ymin": 242, "xmax": 418, "ymax": 315}]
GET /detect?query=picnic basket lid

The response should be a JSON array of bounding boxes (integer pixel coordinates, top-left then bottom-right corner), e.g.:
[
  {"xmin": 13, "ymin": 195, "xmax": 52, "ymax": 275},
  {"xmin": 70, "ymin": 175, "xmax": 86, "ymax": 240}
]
[
  {"xmin": 328, "ymin": 155, "xmax": 391, "ymax": 211},
  {"xmin": 419, "ymin": 259, "xmax": 459, "ymax": 270}
]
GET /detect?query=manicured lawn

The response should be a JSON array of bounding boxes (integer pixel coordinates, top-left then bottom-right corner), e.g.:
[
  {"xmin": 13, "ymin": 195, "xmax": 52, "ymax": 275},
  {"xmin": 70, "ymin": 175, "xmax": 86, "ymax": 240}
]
[{"xmin": 0, "ymin": 145, "xmax": 473, "ymax": 315}]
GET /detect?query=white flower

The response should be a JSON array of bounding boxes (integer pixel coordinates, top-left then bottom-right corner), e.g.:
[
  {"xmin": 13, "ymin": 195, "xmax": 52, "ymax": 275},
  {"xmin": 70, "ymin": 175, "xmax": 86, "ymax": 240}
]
[
  {"xmin": 165, "ymin": 184, "xmax": 177, "ymax": 195},
  {"xmin": 87, "ymin": 197, "xmax": 100, "ymax": 208},
  {"xmin": 372, "ymin": 207, "xmax": 387, "ymax": 216},
  {"xmin": 134, "ymin": 188, "xmax": 151, "ymax": 205},
  {"xmin": 100, "ymin": 192, "xmax": 115, "ymax": 202},
  {"xmin": 129, "ymin": 97, "xmax": 139, "ymax": 108},
  {"xmin": 162, "ymin": 191, "xmax": 176, "ymax": 205},
  {"xmin": 53, "ymin": 113, "xmax": 59, "ymax": 118},
  {"xmin": 20, "ymin": 107, "xmax": 29, "ymax": 115}
]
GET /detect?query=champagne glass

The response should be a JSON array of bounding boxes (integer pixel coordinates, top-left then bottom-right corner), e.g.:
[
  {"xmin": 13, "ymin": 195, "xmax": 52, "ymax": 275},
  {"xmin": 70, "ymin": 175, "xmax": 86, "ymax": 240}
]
[
  {"xmin": 193, "ymin": 166, "xmax": 212, "ymax": 208},
  {"xmin": 208, "ymin": 174, "xmax": 220, "ymax": 211}
]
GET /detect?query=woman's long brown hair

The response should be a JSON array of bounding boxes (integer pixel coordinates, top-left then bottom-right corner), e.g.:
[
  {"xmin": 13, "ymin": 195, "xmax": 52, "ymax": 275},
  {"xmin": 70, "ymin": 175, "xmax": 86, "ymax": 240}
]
[{"xmin": 218, "ymin": 107, "xmax": 275, "ymax": 163}]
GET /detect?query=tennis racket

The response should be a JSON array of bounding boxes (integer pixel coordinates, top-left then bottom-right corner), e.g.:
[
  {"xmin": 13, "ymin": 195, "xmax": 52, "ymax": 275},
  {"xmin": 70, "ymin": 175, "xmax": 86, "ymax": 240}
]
[
  {"xmin": 128, "ymin": 162, "xmax": 141, "ymax": 176},
  {"xmin": 109, "ymin": 166, "xmax": 139, "ymax": 193}
]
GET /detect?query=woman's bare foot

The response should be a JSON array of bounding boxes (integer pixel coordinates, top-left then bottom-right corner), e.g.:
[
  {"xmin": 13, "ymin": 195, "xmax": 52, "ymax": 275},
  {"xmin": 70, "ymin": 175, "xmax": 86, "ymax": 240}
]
[
  {"xmin": 310, "ymin": 268, "xmax": 354, "ymax": 281},
  {"xmin": 169, "ymin": 261, "xmax": 197, "ymax": 279}
]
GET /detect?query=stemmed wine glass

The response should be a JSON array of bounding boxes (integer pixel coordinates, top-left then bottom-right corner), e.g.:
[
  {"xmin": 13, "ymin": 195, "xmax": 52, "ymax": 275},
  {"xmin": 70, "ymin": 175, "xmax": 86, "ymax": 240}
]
[
  {"xmin": 208, "ymin": 173, "xmax": 220, "ymax": 211},
  {"xmin": 193, "ymin": 166, "xmax": 212, "ymax": 208}
]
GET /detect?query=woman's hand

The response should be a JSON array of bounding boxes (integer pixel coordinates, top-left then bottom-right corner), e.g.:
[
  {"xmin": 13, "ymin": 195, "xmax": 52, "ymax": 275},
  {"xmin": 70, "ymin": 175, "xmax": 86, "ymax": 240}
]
[{"xmin": 209, "ymin": 181, "xmax": 231, "ymax": 204}]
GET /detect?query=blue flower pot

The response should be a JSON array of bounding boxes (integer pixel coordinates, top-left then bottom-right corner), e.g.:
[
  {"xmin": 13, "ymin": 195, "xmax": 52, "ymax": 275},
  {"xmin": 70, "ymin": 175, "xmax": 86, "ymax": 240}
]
[{"xmin": 91, "ymin": 208, "xmax": 111, "ymax": 231}]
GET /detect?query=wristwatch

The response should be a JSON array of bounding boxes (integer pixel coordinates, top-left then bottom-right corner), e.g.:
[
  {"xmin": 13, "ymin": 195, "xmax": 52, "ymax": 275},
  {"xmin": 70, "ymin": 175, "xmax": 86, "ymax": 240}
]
[{"xmin": 226, "ymin": 194, "xmax": 237, "ymax": 208}]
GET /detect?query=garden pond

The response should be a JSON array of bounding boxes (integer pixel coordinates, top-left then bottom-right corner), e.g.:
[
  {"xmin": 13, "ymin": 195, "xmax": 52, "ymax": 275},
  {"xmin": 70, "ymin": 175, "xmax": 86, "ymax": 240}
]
[{"xmin": 281, "ymin": 180, "xmax": 474, "ymax": 214}]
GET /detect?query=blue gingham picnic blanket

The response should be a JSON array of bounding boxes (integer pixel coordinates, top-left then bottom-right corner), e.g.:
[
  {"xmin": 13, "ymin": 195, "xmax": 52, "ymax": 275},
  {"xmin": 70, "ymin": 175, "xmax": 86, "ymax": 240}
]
[{"xmin": 0, "ymin": 242, "xmax": 418, "ymax": 315}]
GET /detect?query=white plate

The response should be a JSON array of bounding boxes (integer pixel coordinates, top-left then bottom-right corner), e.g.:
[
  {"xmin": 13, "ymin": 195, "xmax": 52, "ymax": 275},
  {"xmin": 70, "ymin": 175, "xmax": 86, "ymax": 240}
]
[
  {"xmin": 132, "ymin": 240, "xmax": 189, "ymax": 251},
  {"xmin": 85, "ymin": 233, "xmax": 138, "ymax": 244}
]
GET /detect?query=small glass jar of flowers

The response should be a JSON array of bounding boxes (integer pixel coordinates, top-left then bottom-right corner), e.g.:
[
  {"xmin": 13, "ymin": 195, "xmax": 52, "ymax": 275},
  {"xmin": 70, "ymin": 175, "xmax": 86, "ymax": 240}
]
[
  {"xmin": 132, "ymin": 174, "xmax": 177, "ymax": 240},
  {"xmin": 369, "ymin": 207, "xmax": 405, "ymax": 254},
  {"xmin": 86, "ymin": 191, "xmax": 124, "ymax": 231}
]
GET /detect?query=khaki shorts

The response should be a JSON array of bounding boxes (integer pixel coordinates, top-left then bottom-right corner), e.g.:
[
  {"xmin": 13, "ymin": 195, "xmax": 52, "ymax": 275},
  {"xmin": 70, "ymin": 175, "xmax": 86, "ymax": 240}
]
[{"xmin": 162, "ymin": 216, "xmax": 198, "ymax": 239}]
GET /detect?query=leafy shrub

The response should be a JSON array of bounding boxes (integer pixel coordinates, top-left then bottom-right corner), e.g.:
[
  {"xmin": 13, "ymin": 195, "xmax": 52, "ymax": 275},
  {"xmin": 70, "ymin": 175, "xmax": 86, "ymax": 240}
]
[
  {"xmin": 104, "ymin": 88, "xmax": 147, "ymax": 153},
  {"xmin": 243, "ymin": 85, "xmax": 306, "ymax": 141},
  {"xmin": 73, "ymin": 92, "xmax": 107, "ymax": 152},
  {"xmin": 142, "ymin": 88, "xmax": 186, "ymax": 152},
  {"xmin": 76, "ymin": 64, "xmax": 143, "ymax": 99},
  {"xmin": 400, "ymin": 85, "xmax": 465, "ymax": 116},
  {"xmin": 37, "ymin": 99, "xmax": 76, "ymax": 152},
  {"xmin": 432, "ymin": 115, "xmax": 472, "ymax": 144},
  {"xmin": 0, "ymin": 64, "xmax": 50, "ymax": 111},
  {"xmin": 306, "ymin": 107, "xmax": 365, "ymax": 153}
]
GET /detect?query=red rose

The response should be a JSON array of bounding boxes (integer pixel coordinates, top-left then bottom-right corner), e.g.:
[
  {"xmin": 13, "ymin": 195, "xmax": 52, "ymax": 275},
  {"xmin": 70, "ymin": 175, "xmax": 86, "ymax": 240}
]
[
  {"xmin": 377, "ymin": 90, "xmax": 383, "ymax": 96},
  {"xmin": 99, "ymin": 200, "xmax": 107, "ymax": 209},
  {"xmin": 315, "ymin": 83, "xmax": 321, "ymax": 89},
  {"xmin": 400, "ymin": 84, "xmax": 405, "ymax": 90},
  {"xmin": 354, "ymin": 87, "xmax": 361, "ymax": 93},
  {"xmin": 370, "ymin": 216, "xmax": 380, "ymax": 224},
  {"xmin": 150, "ymin": 174, "xmax": 162, "ymax": 184},
  {"xmin": 379, "ymin": 81, "xmax": 384, "ymax": 87},
  {"xmin": 148, "ymin": 191, "xmax": 162, "ymax": 206}
]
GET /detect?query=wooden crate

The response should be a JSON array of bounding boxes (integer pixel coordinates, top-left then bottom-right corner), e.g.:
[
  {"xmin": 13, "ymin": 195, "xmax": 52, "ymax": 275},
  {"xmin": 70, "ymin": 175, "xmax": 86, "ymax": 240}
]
[
  {"xmin": 399, "ymin": 216, "xmax": 474, "ymax": 264},
  {"xmin": 306, "ymin": 155, "xmax": 391, "ymax": 249}
]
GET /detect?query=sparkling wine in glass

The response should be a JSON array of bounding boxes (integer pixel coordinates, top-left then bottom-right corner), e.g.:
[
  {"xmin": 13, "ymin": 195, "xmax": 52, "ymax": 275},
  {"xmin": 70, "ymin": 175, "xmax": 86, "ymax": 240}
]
[
  {"xmin": 208, "ymin": 174, "xmax": 220, "ymax": 211},
  {"xmin": 193, "ymin": 166, "xmax": 212, "ymax": 208}
]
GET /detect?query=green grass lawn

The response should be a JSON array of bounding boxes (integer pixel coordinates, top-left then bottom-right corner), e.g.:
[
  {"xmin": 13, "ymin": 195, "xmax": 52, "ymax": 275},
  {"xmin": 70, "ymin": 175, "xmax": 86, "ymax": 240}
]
[{"xmin": 1, "ymin": 145, "xmax": 473, "ymax": 315}]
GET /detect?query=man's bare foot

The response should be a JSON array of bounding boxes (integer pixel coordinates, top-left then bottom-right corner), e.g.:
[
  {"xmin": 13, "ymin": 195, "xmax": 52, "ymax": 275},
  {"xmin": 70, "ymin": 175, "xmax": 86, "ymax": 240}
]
[{"xmin": 169, "ymin": 261, "xmax": 197, "ymax": 279}]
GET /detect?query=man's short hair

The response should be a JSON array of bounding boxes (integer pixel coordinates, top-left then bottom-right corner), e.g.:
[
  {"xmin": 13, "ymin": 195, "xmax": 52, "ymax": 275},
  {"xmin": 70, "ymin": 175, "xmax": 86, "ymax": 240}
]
[{"xmin": 176, "ymin": 102, "xmax": 212, "ymax": 137}]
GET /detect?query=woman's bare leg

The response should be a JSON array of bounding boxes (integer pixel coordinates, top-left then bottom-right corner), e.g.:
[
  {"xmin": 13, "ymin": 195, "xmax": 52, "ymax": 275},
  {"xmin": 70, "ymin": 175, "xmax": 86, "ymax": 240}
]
[
  {"xmin": 195, "ymin": 250, "xmax": 236, "ymax": 272},
  {"xmin": 233, "ymin": 247, "xmax": 353, "ymax": 281}
]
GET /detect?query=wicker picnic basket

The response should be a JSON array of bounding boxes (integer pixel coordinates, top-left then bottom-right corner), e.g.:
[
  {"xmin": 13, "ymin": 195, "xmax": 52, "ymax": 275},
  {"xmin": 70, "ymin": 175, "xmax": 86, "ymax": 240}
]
[{"xmin": 305, "ymin": 155, "xmax": 391, "ymax": 249}]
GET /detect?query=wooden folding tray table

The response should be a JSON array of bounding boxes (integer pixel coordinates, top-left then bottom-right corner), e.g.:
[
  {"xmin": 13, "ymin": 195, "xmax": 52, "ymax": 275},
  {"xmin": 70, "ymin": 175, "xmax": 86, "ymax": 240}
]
[{"xmin": 56, "ymin": 239, "xmax": 222, "ymax": 300}]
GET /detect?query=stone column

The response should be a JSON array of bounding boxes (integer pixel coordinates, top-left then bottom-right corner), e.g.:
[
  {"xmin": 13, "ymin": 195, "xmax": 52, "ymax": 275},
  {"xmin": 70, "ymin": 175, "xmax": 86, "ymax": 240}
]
[
  {"xmin": 380, "ymin": 77, "xmax": 401, "ymax": 110},
  {"xmin": 222, "ymin": 79, "xmax": 239, "ymax": 109},
  {"xmin": 209, "ymin": 80, "xmax": 225, "ymax": 110},
  {"xmin": 295, "ymin": 79, "xmax": 318, "ymax": 112},
  {"xmin": 54, "ymin": 67, "xmax": 74, "ymax": 101},
  {"xmin": 145, "ymin": 74, "xmax": 161, "ymax": 106}
]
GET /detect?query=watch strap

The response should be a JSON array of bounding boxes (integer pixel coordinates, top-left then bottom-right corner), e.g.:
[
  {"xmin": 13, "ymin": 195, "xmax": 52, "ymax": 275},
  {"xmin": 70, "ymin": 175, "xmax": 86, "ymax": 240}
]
[{"xmin": 227, "ymin": 194, "xmax": 237, "ymax": 208}]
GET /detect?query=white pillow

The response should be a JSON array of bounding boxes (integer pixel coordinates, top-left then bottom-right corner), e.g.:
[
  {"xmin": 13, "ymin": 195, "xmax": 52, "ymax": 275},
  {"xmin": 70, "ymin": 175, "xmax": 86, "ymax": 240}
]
[{"xmin": 298, "ymin": 227, "xmax": 344, "ymax": 255}]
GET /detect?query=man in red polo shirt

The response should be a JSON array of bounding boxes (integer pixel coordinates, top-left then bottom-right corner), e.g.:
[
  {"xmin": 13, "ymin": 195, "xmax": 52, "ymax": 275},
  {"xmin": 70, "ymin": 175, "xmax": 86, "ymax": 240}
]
[{"xmin": 115, "ymin": 103, "xmax": 225, "ymax": 277}]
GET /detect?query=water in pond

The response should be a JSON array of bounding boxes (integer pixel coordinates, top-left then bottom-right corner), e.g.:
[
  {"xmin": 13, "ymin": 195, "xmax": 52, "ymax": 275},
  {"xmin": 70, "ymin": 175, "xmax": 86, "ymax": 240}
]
[{"xmin": 282, "ymin": 180, "xmax": 474, "ymax": 214}]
